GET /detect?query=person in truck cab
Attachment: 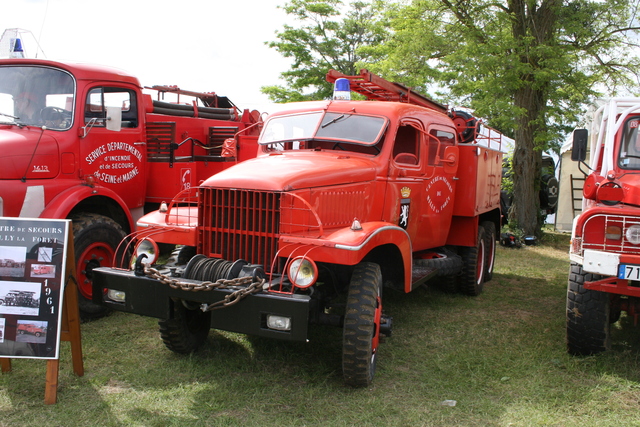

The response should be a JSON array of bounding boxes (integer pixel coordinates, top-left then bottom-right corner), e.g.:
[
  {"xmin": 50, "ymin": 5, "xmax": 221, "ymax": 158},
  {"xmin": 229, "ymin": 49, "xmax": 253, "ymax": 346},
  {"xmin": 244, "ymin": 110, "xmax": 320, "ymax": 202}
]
[{"xmin": 14, "ymin": 92, "xmax": 41, "ymax": 124}]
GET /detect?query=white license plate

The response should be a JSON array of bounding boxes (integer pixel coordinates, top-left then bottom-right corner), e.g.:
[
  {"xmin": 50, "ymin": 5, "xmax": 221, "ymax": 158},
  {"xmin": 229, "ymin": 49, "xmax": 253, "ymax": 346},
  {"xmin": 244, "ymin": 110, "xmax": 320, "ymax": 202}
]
[{"xmin": 618, "ymin": 264, "xmax": 640, "ymax": 280}]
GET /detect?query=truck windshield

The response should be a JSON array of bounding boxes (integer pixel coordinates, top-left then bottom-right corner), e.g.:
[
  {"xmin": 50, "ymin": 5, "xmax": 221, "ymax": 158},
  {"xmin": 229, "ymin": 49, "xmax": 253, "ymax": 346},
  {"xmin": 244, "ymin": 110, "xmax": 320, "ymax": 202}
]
[
  {"xmin": 260, "ymin": 111, "xmax": 386, "ymax": 153},
  {"xmin": 618, "ymin": 117, "xmax": 640, "ymax": 170},
  {"xmin": 0, "ymin": 65, "xmax": 75, "ymax": 130}
]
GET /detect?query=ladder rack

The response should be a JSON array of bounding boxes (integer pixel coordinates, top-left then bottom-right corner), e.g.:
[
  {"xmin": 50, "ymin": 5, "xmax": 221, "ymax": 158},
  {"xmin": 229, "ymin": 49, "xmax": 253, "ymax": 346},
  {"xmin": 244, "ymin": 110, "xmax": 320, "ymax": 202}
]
[{"xmin": 326, "ymin": 69, "xmax": 448, "ymax": 114}]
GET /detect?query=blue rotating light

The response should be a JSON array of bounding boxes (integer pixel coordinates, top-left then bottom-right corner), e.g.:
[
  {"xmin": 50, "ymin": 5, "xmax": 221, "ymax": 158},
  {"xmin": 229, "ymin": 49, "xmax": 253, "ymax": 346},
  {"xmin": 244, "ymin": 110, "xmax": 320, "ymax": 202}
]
[{"xmin": 333, "ymin": 78, "xmax": 351, "ymax": 100}]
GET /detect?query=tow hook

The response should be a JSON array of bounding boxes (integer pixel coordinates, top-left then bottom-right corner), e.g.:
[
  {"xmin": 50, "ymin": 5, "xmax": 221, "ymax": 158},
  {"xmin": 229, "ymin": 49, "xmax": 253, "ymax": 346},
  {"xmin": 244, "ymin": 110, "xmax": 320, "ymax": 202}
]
[
  {"xmin": 380, "ymin": 314, "xmax": 393, "ymax": 339},
  {"xmin": 134, "ymin": 254, "xmax": 148, "ymax": 276}
]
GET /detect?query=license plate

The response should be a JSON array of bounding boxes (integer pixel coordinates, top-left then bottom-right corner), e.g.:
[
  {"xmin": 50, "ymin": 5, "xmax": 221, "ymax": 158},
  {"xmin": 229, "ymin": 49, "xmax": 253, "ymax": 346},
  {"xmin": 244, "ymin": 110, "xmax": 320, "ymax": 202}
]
[{"xmin": 618, "ymin": 264, "xmax": 640, "ymax": 280}]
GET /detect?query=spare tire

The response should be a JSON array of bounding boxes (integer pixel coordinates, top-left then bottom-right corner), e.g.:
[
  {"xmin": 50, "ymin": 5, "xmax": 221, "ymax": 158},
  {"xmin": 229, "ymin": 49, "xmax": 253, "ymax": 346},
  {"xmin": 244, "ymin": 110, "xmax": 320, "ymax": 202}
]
[
  {"xmin": 540, "ymin": 174, "xmax": 559, "ymax": 213},
  {"xmin": 450, "ymin": 110, "xmax": 477, "ymax": 143}
]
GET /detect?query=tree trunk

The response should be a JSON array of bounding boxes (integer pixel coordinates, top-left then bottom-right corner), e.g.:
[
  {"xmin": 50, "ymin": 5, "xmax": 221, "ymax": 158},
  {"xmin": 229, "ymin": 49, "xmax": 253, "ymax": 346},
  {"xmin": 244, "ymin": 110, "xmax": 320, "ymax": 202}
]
[
  {"xmin": 511, "ymin": 86, "xmax": 543, "ymax": 235},
  {"xmin": 507, "ymin": 0, "xmax": 559, "ymax": 236}
]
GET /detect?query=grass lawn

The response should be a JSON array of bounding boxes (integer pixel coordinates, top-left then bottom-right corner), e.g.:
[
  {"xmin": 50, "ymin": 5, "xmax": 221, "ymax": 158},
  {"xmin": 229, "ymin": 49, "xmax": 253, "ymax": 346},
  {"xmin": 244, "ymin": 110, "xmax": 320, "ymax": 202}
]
[{"xmin": 1, "ymin": 231, "xmax": 640, "ymax": 426}]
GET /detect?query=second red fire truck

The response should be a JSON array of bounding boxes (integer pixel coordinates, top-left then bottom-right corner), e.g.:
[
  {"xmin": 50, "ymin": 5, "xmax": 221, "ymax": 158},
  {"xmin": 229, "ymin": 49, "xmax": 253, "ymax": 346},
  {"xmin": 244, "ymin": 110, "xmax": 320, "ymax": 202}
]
[{"xmin": 93, "ymin": 70, "xmax": 505, "ymax": 387}]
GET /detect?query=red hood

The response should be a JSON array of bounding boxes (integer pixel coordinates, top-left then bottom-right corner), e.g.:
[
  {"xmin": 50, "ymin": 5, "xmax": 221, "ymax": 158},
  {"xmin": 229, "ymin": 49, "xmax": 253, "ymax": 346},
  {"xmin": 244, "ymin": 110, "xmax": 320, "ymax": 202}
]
[
  {"xmin": 0, "ymin": 126, "xmax": 60, "ymax": 179},
  {"xmin": 202, "ymin": 151, "xmax": 378, "ymax": 191},
  {"xmin": 619, "ymin": 173, "xmax": 640, "ymax": 204}
]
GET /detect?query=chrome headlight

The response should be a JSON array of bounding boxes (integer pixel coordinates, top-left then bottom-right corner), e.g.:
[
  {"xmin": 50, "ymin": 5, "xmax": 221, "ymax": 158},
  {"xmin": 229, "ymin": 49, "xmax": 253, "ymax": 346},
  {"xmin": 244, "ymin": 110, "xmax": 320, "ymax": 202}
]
[
  {"xmin": 287, "ymin": 257, "xmax": 317, "ymax": 289},
  {"xmin": 626, "ymin": 224, "xmax": 640, "ymax": 245},
  {"xmin": 133, "ymin": 238, "xmax": 159, "ymax": 265}
]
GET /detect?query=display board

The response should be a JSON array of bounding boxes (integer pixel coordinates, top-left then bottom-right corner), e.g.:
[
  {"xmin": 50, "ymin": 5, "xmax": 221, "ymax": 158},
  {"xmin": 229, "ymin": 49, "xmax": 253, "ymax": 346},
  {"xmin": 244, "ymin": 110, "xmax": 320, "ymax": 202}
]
[{"xmin": 0, "ymin": 218, "xmax": 70, "ymax": 360}]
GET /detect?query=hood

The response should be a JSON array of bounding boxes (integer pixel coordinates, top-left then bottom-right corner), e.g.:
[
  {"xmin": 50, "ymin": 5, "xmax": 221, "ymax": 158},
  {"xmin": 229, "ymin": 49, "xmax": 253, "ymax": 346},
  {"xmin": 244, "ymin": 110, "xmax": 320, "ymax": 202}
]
[
  {"xmin": 202, "ymin": 151, "xmax": 378, "ymax": 191},
  {"xmin": 0, "ymin": 126, "xmax": 59, "ymax": 179}
]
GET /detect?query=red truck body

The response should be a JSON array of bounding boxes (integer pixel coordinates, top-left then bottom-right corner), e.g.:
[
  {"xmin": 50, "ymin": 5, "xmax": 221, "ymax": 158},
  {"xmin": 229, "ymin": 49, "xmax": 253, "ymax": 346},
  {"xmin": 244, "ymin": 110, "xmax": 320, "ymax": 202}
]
[
  {"xmin": 32, "ymin": 264, "xmax": 54, "ymax": 275},
  {"xmin": 567, "ymin": 98, "xmax": 640, "ymax": 355},
  {"xmin": 17, "ymin": 323, "xmax": 46, "ymax": 337},
  {"xmin": 94, "ymin": 70, "xmax": 505, "ymax": 386},
  {"xmin": 0, "ymin": 58, "xmax": 261, "ymax": 316}
]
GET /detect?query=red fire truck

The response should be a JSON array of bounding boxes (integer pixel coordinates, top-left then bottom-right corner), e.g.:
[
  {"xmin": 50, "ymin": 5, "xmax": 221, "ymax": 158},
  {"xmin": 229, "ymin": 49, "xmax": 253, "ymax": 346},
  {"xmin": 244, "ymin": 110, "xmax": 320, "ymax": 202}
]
[
  {"xmin": 0, "ymin": 58, "xmax": 262, "ymax": 317},
  {"xmin": 567, "ymin": 98, "xmax": 640, "ymax": 355},
  {"xmin": 32, "ymin": 264, "xmax": 54, "ymax": 275},
  {"xmin": 93, "ymin": 69, "xmax": 505, "ymax": 386},
  {"xmin": 17, "ymin": 323, "xmax": 46, "ymax": 337}
]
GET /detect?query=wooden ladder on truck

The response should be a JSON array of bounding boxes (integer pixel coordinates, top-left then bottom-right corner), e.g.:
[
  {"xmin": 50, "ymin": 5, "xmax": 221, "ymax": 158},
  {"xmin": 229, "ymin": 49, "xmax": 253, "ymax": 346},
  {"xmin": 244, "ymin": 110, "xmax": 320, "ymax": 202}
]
[
  {"xmin": 326, "ymin": 69, "xmax": 448, "ymax": 114},
  {"xmin": 326, "ymin": 69, "xmax": 488, "ymax": 146}
]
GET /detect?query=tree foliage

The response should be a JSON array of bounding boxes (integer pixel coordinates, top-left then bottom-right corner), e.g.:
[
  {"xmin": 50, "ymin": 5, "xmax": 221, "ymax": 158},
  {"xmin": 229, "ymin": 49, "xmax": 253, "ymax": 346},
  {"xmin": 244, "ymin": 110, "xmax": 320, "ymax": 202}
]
[
  {"xmin": 265, "ymin": 0, "xmax": 640, "ymax": 235},
  {"xmin": 367, "ymin": 0, "xmax": 640, "ymax": 234},
  {"xmin": 263, "ymin": 0, "xmax": 387, "ymax": 101}
]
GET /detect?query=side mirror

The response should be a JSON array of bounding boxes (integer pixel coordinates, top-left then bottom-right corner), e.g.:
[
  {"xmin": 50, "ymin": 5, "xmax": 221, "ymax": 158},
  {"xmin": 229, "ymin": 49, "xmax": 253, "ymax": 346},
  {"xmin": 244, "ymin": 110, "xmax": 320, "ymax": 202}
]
[
  {"xmin": 571, "ymin": 129, "xmax": 588, "ymax": 161},
  {"xmin": 442, "ymin": 145, "xmax": 459, "ymax": 174},
  {"xmin": 105, "ymin": 106, "xmax": 122, "ymax": 132}
]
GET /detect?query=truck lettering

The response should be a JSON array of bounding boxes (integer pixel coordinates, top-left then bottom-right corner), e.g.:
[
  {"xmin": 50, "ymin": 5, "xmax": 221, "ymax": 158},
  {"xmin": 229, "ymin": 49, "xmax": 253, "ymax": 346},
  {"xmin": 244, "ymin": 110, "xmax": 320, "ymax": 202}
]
[
  {"xmin": 426, "ymin": 176, "xmax": 453, "ymax": 213},
  {"xmin": 94, "ymin": 167, "xmax": 139, "ymax": 184},
  {"xmin": 106, "ymin": 142, "xmax": 142, "ymax": 161},
  {"xmin": 86, "ymin": 145, "xmax": 107, "ymax": 164}
]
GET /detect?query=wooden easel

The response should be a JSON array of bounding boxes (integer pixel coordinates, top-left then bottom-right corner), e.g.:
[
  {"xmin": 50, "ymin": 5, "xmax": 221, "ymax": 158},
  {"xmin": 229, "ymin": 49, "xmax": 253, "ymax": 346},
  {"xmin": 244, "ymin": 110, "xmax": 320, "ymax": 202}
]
[{"xmin": 0, "ymin": 227, "xmax": 84, "ymax": 404}]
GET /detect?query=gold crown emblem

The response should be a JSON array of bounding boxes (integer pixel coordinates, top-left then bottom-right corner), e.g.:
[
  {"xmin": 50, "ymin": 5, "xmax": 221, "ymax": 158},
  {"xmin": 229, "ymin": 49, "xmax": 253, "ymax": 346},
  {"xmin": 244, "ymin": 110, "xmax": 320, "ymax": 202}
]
[{"xmin": 400, "ymin": 187, "xmax": 411, "ymax": 198}]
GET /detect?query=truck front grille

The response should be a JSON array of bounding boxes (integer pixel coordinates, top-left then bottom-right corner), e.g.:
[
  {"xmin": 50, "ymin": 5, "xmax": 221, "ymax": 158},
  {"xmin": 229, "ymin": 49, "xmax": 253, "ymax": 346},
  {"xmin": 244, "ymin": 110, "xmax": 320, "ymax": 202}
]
[
  {"xmin": 199, "ymin": 188, "xmax": 281, "ymax": 272},
  {"xmin": 581, "ymin": 214, "xmax": 640, "ymax": 255}
]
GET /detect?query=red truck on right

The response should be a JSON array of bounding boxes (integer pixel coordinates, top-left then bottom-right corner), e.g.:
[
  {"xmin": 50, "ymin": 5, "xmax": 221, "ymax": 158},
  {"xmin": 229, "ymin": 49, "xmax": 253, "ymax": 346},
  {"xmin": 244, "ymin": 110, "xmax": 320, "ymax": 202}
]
[{"xmin": 567, "ymin": 97, "xmax": 640, "ymax": 355}]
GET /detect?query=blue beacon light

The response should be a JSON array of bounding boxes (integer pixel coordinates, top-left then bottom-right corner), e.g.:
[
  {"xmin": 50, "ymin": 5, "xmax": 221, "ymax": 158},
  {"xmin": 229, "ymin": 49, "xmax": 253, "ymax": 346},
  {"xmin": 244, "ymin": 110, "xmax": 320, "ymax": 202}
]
[
  {"xmin": 333, "ymin": 78, "xmax": 351, "ymax": 100},
  {"xmin": 10, "ymin": 38, "xmax": 25, "ymax": 58}
]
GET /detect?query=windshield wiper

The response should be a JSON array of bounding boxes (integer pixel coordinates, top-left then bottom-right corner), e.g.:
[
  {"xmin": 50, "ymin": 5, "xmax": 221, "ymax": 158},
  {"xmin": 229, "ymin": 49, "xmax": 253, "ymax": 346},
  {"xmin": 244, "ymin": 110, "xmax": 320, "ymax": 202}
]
[
  {"xmin": 321, "ymin": 114, "xmax": 346, "ymax": 128},
  {"xmin": 0, "ymin": 111, "xmax": 18, "ymax": 120}
]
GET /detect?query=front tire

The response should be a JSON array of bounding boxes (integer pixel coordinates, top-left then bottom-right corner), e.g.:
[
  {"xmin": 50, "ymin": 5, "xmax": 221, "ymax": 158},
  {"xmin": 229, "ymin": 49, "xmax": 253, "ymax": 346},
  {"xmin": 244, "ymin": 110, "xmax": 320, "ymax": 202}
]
[
  {"xmin": 159, "ymin": 299, "xmax": 211, "ymax": 354},
  {"xmin": 566, "ymin": 262, "xmax": 611, "ymax": 355},
  {"xmin": 342, "ymin": 262, "xmax": 383, "ymax": 387},
  {"xmin": 72, "ymin": 213, "xmax": 127, "ymax": 320}
]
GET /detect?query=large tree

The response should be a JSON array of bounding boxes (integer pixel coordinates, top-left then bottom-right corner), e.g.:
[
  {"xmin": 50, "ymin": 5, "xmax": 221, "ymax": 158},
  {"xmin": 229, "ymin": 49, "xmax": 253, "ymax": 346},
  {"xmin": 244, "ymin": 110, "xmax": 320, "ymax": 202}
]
[
  {"xmin": 263, "ymin": 0, "xmax": 386, "ymax": 102},
  {"xmin": 367, "ymin": 0, "xmax": 640, "ymax": 235}
]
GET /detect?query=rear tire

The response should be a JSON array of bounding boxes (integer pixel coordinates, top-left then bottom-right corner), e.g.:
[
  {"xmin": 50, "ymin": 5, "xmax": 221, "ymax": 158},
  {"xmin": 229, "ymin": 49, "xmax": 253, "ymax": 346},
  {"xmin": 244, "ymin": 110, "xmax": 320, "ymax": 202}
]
[
  {"xmin": 481, "ymin": 221, "xmax": 496, "ymax": 282},
  {"xmin": 343, "ymin": 262, "xmax": 383, "ymax": 387},
  {"xmin": 458, "ymin": 226, "xmax": 486, "ymax": 296},
  {"xmin": 159, "ymin": 299, "xmax": 211, "ymax": 354},
  {"xmin": 566, "ymin": 262, "xmax": 611, "ymax": 355}
]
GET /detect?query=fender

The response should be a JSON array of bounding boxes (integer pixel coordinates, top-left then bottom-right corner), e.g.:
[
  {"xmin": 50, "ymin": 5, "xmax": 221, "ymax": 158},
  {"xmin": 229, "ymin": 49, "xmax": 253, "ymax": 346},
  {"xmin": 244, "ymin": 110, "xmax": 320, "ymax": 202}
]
[
  {"xmin": 39, "ymin": 184, "xmax": 134, "ymax": 230},
  {"xmin": 280, "ymin": 221, "xmax": 413, "ymax": 291}
]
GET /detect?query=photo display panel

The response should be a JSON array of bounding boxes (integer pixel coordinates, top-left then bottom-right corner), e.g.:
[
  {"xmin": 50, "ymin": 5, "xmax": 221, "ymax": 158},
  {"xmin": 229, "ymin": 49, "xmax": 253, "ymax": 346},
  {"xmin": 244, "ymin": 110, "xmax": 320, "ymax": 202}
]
[{"xmin": 0, "ymin": 218, "xmax": 70, "ymax": 359}]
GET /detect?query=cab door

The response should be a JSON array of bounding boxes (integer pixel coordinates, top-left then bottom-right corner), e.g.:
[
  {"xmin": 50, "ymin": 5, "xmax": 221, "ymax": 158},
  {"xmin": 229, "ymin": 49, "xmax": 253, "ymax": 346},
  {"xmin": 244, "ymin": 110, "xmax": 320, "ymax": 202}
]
[
  {"xmin": 421, "ymin": 124, "xmax": 459, "ymax": 247},
  {"xmin": 386, "ymin": 119, "xmax": 427, "ymax": 247},
  {"xmin": 79, "ymin": 85, "xmax": 147, "ymax": 209}
]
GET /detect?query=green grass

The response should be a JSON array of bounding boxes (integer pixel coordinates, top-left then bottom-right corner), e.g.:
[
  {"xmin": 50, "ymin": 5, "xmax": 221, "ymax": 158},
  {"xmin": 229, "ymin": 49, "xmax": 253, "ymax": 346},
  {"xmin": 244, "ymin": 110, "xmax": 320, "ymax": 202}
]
[{"xmin": 2, "ymin": 231, "xmax": 640, "ymax": 426}]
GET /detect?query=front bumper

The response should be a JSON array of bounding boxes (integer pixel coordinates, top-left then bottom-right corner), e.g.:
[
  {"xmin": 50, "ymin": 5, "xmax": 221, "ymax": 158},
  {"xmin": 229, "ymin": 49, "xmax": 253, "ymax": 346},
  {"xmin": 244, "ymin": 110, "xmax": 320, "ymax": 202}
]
[
  {"xmin": 581, "ymin": 249, "xmax": 625, "ymax": 276},
  {"xmin": 575, "ymin": 249, "xmax": 640, "ymax": 297},
  {"xmin": 92, "ymin": 267, "xmax": 311, "ymax": 341}
]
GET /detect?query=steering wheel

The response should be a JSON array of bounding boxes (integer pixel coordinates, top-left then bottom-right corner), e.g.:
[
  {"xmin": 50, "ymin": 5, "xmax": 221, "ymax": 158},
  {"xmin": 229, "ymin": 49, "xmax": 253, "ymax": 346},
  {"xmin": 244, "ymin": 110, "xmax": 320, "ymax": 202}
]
[{"xmin": 40, "ymin": 106, "xmax": 71, "ymax": 129}]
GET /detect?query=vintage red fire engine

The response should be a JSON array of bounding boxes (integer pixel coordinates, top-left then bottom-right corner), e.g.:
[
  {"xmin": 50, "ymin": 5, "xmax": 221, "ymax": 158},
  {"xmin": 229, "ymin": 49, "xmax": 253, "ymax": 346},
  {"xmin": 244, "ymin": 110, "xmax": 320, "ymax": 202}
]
[
  {"xmin": 0, "ymin": 58, "xmax": 262, "ymax": 317},
  {"xmin": 567, "ymin": 98, "xmax": 640, "ymax": 355},
  {"xmin": 93, "ymin": 70, "xmax": 505, "ymax": 386},
  {"xmin": 17, "ymin": 323, "xmax": 46, "ymax": 337}
]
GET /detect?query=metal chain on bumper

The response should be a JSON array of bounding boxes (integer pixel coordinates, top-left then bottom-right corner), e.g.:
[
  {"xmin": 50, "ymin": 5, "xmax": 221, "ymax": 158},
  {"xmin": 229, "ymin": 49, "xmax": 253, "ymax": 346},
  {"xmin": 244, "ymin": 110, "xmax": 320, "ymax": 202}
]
[{"xmin": 144, "ymin": 266, "xmax": 265, "ymax": 312}]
